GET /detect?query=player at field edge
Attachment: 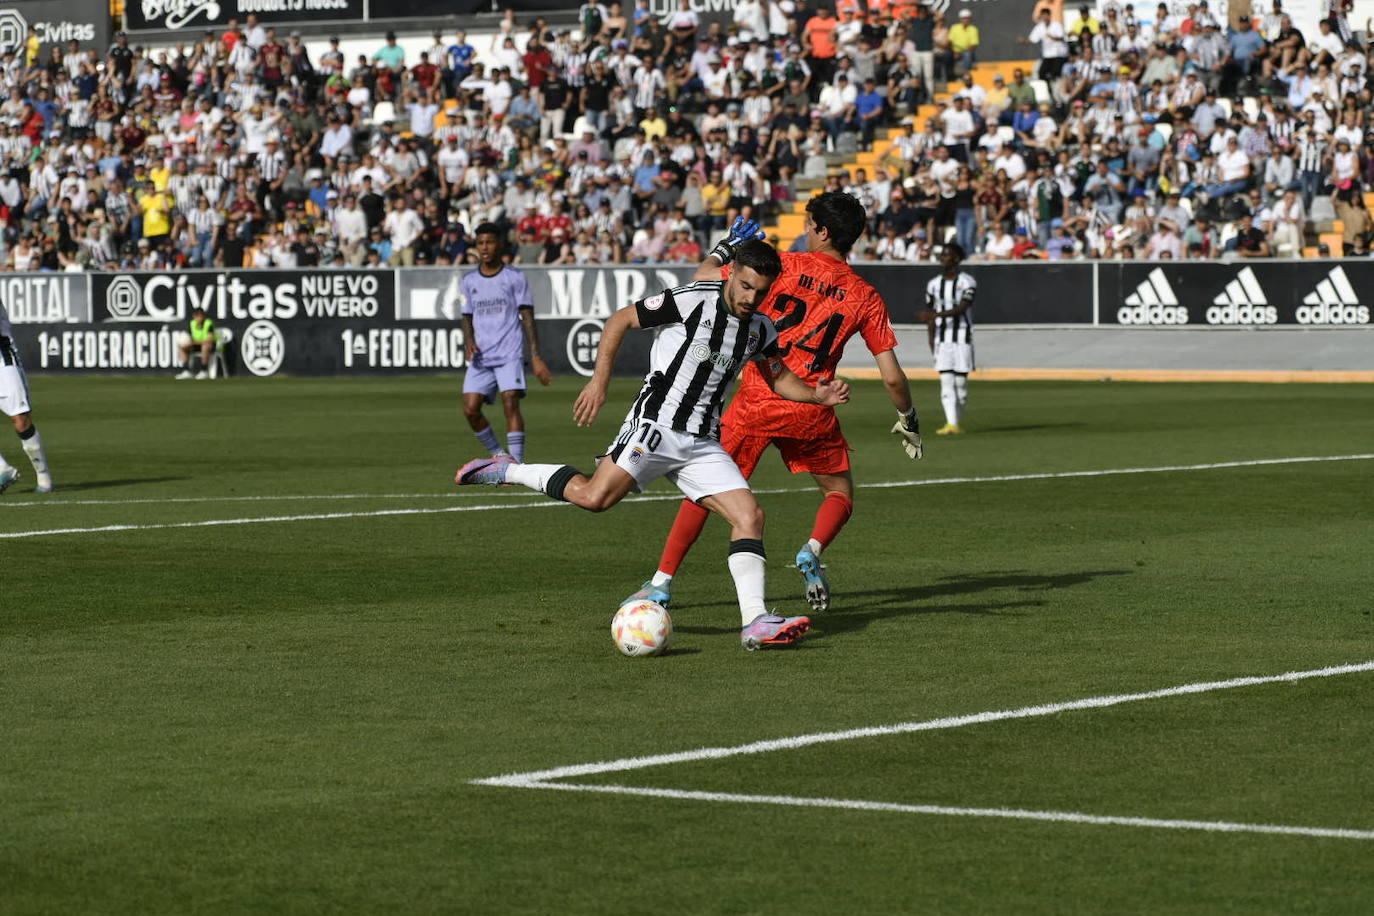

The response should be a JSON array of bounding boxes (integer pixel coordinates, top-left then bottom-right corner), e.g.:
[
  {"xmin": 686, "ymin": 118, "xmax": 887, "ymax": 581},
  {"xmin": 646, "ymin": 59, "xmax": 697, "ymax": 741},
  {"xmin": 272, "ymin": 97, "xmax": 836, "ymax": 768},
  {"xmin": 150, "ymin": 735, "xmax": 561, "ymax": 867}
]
[
  {"xmin": 456, "ymin": 228, "xmax": 850, "ymax": 650},
  {"xmin": 0, "ymin": 300, "xmax": 55, "ymax": 494},
  {"xmin": 622, "ymin": 191, "xmax": 924, "ymax": 615},
  {"xmin": 460, "ymin": 222, "xmax": 551, "ymax": 463},
  {"xmin": 919, "ymin": 243, "xmax": 976, "ymax": 435}
]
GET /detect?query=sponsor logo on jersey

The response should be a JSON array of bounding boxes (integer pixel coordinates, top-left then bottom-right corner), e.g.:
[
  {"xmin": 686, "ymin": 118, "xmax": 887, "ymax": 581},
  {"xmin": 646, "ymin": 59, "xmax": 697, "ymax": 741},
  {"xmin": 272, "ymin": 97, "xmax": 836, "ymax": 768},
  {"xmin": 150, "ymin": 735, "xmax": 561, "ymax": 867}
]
[
  {"xmin": 1297, "ymin": 267, "xmax": 1371, "ymax": 324},
  {"xmin": 1207, "ymin": 267, "xmax": 1278, "ymax": 325},
  {"xmin": 1118, "ymin": 268, "xmax": 1189, "ymax": 325},
  {"xmin": 241, "ymin": 320, "xmax": 285, "ymax": 377},
  {"xmin": 689, "ymin": 341, "xmax": 737, "ymax": 372}
]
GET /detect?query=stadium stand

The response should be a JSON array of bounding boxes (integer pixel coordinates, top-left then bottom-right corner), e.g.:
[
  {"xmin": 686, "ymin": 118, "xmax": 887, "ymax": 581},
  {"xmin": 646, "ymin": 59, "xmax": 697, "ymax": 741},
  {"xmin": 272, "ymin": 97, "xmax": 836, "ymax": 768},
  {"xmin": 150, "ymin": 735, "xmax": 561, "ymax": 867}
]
[{"xmin": 1, "ymin": 1, "xmax": 1371, "ymax": 268}]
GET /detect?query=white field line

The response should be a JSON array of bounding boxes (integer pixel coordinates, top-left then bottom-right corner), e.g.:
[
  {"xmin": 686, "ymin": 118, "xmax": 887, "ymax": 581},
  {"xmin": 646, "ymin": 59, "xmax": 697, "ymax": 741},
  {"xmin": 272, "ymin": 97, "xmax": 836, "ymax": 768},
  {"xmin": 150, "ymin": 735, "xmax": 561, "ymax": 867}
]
[
  {"xmin": 471, "ymin": 661, "xmax": 1374, "ymax": 841},
  {"xmin": 1, "ymin": 453, "xmax": 1370, "ymax": 539},
  {"xmin": 472, "ymin": 660, "xmax": 1374, "ymax": 786},
  {"xmin": 514, "ymin": 783, "xmax": 1374, "ymax": 842},
  {"xmin": 1, "ymin": 452, "xmax": 1370, "ymax": 511}
]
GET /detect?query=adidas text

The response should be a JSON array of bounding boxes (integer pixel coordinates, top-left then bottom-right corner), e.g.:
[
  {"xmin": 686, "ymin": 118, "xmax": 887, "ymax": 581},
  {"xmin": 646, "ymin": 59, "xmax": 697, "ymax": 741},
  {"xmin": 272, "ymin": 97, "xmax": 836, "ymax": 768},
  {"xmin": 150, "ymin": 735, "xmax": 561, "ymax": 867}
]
[
  {"xmin": 1117, "ymin": 303, "xmax": 1189, "ymax": 325},
  {"xmin": 1205, "ymin": 304, "xmax": 1278, "ymax": 325},
  {"xmin": 1296, "ymin": 303, "xmax": 1369, "ymax": 324}
]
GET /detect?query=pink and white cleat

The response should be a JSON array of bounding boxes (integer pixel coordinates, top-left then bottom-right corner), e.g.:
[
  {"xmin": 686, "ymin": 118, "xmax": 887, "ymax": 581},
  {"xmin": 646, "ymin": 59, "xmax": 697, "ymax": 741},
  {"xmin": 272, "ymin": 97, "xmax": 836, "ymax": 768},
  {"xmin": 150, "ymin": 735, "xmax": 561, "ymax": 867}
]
[
  {"xmin": 455, "ymin": 455, "xmax": 517, "ymax": 486},
  {"xmin": 740, "ymin": 613, "xmax": 811, "ymax": 651}
]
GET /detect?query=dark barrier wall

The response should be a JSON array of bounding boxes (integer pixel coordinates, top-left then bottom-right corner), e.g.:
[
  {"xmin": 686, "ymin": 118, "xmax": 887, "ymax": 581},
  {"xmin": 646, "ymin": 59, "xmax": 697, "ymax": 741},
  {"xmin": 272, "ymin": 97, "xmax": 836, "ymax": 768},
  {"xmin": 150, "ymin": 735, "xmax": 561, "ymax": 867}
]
[
  {"xmin": 6, "ymin": 261, "xmax": 1371, "ymax": 376},
  {"xmin": 1103, "ymin": 262, "xmax": 1374, "ymax": 326},
  {"xmin": 126, "ymin": 0, "xmax": 365, "ymax": 32},
  {"xmin": 12, "ymin": 317, "xmax": 653, "ymax": 377},
  {"xmin": 0, "ymin": 0, "xmax": 109, "ymax": 51}
]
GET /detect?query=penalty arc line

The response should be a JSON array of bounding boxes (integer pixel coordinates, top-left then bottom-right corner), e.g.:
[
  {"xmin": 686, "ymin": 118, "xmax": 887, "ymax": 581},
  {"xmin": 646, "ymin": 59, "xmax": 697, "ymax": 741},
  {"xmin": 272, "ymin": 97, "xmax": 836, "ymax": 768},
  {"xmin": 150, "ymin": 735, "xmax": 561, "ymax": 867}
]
[
  {"xmin": 1, "ymin": 452, "xmax": 1370, "ymax": 539},
  {"xmin": 470, "ymin": 660, "xmax": 1374, "ymax": 840}
]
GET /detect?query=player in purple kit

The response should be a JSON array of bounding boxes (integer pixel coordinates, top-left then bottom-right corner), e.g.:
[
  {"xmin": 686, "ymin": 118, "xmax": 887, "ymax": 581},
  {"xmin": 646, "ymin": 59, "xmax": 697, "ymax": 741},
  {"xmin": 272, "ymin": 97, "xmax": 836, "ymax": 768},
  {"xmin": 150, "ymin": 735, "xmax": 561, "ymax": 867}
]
[{"xmin": 461, "ymin": 223, "xmax": 551, "ymax": 462}]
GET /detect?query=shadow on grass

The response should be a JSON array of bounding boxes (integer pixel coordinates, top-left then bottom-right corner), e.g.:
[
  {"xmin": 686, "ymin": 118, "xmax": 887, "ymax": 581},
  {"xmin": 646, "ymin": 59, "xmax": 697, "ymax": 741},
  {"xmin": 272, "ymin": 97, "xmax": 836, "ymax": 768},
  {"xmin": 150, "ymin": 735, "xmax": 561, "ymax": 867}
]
[
  {"xmin": 675, "ymin": 570, "xmax": 1131, "ymax": 638},
  {"xmin": 55, "ymin": 476, "xmax": 188, "ymax": 491}
]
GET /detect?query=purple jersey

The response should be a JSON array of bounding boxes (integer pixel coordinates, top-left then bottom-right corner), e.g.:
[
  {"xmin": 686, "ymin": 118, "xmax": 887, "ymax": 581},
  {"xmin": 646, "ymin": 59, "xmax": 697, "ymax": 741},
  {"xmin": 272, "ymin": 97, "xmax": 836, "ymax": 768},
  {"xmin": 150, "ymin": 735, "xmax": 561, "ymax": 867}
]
[{"xmin": 461, "ymin": 265, "xmax": 534, "ymax": 368}]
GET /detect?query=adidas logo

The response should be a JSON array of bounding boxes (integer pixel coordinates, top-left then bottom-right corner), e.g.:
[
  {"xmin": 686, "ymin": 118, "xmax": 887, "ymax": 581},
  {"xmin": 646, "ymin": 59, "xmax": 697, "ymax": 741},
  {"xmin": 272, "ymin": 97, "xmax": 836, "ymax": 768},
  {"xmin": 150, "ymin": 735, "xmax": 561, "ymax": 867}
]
[
  {"xmin": 1118, "ymin": 268, "xmax": 1189, "ymax": 325},
  {"xmin": 1207, "ymin": 267, "xmax": 1277, "ymax": 325},
  {"xmin": 1297, "ymin": 267, "xmax": 1371, "ymax": 324},
  {"xmin": 701, "ymin": 319, "xmax": 713, "ymax": 328}
]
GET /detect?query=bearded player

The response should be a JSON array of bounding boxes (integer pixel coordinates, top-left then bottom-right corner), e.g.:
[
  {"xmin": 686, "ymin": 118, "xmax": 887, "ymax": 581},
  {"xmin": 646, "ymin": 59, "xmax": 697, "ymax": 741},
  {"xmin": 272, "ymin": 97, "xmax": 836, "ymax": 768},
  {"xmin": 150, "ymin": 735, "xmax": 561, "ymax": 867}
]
[{"xmin": 623, "ymin": 191, "xmax": 923, "ymax": 613}]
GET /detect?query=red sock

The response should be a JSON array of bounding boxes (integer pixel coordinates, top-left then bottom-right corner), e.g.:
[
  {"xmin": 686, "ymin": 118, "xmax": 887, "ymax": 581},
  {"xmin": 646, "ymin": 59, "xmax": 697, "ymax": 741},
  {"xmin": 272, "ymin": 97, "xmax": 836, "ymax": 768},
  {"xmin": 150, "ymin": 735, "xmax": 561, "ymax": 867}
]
[
  {"xmin": 658, "ymin": 499, "xmax": 711, "ymax": 576},
  {"xmin": 810, "ymin": 492, "xmax": 853, "ymax": 549}
]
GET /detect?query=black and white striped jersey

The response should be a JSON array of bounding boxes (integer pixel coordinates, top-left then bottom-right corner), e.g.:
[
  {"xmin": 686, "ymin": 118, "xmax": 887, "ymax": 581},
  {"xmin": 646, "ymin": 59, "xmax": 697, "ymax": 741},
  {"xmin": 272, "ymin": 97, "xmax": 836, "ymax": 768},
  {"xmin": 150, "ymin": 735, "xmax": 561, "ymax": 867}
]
[
  {"xmin": 629, "ymin": 281, "xmax": 780, "ymax": 439},
  {"xmin": 926, "ymin": 272, "xmax": 977, "ymax": 345}
]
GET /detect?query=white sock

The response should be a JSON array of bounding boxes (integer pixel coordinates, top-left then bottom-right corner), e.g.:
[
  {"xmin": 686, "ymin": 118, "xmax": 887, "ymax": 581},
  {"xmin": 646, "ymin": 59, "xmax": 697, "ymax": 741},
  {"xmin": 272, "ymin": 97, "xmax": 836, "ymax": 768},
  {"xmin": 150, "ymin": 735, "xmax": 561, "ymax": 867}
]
[
  {"xmin": 806, "ymin": 537, "xmax": 823, "ymax": 555},
  {"xmin": 20, "ymin": 430, "xmax": 49, "ymax": 479},
  {"xmin": 651, "ymin": 570, "xmax": 672, "ymax": 587},
  {"xmin": 727, "ymin": 549, "xmax": 767, "ymax": 626},
  {"xmin": 953, "ymin": 373, "xmax": 969, "ymax": 425},
  {"xmin": 940, "ymin": 372, "xmax": 959, "ymax": 427},
  {"xmin": 505, "ymin": 462, "xmax": 561, "ymax": 492},
  {"xmin": 0, "ymin": 450, "xmax": 12, "ymax": 472}
]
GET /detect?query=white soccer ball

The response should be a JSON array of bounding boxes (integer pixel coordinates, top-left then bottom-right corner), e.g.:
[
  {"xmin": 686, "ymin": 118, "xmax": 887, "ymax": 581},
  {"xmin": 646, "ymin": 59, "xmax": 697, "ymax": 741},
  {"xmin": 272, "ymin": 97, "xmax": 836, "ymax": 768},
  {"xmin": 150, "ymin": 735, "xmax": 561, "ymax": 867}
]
[{"xmin": 611, "ymin": 600, "xmax": 673, "ymax": 657}]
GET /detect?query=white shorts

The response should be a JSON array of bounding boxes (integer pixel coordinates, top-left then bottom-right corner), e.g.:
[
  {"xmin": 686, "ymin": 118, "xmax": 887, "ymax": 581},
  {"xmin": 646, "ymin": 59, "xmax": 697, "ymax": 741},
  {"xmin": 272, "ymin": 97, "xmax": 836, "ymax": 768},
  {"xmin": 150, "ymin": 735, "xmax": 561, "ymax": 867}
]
[
  {"xmin": 934, "ymin": 341, "xmax": 975, "ymax": 374},
  {"xmin": 605, "ymin": 415, "xmax": 750, "ymax": 504},
  {"xmin": 0, "ymin": 347, "xmax": 32, "ymax": 417},
  {"xmin": 463, "ymin": 360, "xmax": 526, "ymax": 403}
]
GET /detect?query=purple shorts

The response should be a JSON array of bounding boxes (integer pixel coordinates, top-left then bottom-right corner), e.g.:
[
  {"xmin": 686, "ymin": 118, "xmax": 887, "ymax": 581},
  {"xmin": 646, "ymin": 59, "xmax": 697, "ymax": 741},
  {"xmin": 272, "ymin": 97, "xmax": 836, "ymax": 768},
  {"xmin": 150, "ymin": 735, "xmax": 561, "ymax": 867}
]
[{"xmin": 463, "ymin": 360, "xmax": 526, "ymax": 403}]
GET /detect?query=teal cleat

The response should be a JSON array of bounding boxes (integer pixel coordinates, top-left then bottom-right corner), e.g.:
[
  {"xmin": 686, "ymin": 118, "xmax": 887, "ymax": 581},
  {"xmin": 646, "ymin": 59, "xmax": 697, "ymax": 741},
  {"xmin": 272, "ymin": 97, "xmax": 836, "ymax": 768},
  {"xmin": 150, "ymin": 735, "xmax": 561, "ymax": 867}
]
[
  {"xmin": 794, "ymin": 545, "xmax": 830, "ymax": 613},
  {"xmin": 621, "ymin": 579, "xmax": 672, "ymax": 609},
  {"xmin": 0, "ymin": 467, "xmax": 18, "ymax": 495}
]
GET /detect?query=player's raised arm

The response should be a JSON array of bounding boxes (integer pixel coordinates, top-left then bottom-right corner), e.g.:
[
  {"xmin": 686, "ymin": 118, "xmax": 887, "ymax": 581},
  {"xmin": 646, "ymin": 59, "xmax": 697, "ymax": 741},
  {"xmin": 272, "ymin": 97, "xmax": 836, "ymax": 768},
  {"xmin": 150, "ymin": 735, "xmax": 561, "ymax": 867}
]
[{"xmin": 694, "ymin": 215, "xmax": 767, "ymax": 280}]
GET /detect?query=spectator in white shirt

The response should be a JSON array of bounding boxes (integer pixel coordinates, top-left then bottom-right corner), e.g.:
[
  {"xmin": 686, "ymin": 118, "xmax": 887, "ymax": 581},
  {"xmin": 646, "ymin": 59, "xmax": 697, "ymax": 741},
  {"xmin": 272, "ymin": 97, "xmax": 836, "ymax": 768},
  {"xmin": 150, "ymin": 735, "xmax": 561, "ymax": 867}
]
[{"xmin": 383, "ymin": 197, "xmax": 424, "ymax": 265}]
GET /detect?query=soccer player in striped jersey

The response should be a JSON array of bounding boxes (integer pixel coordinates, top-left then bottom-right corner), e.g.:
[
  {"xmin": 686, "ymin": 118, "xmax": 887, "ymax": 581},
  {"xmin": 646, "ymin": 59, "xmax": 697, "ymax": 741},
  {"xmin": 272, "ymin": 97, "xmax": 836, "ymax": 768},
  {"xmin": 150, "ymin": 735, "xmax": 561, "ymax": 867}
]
[
  {"xmin": 0, "ymin": 300, "xmax": 54, "ymax": 493},
  {"xmin": 624, "ymin": 191, "xmax": 924, "ymax": 615},
  {"xmin": 460, "ymin": 223, "xmax": 551, "ymax": 462},
  {"xmin": 456, "ymin": 235, "xmax": 851, "ymax": 650},
  {"xmin": 919, "ymin": 243, "xmax": 976, "ymax": 435}
]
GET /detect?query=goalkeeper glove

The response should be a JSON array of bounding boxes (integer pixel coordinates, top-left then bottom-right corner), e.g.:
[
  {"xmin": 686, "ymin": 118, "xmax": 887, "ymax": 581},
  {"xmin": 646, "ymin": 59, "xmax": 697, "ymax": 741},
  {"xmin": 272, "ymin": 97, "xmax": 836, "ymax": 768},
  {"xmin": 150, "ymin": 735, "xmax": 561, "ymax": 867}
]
[
  {"xmin": 709, "ymin": 216, "xmax": 766, "ymax": 266},
  {"xmin": 891, "ymin": 408, "xmax": 923, "ymax": 460}
]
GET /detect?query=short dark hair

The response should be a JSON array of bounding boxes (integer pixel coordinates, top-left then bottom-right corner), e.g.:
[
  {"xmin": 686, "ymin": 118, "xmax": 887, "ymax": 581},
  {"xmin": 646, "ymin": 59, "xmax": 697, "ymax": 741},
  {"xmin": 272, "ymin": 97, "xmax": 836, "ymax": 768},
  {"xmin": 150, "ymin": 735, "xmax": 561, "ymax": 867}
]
[
  {"xmin": 474, "ymin": 221, "xmax": 503, "ymax": 241},
  {"xmin": 806, "ymin": 190, "xmax": 866, "ymax": 255},
  {"xmin": 944, "ymin": 242, "xmax": 966, "ymax": 261},
  {"xmin": 733, "ymin": 239, "xmax": 782, "ymax": 280}
]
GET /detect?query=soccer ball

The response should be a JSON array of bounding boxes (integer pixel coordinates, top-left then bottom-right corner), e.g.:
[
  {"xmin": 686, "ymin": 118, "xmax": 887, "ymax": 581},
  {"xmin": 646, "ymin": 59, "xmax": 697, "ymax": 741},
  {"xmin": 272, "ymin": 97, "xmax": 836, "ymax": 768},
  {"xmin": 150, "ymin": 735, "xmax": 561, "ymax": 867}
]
[{"xmin": 611, "ymin": 600, "xmax": 673, "ymax": 657}]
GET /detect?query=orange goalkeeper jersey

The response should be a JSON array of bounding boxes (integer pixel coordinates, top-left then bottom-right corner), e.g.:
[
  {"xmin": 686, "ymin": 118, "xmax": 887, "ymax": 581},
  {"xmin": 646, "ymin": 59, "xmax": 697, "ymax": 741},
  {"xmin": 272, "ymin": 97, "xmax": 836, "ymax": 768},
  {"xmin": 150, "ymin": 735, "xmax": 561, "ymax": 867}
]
[{"xmin": 724, "ymin": 251, "xmax": 898, "ymax": 438}]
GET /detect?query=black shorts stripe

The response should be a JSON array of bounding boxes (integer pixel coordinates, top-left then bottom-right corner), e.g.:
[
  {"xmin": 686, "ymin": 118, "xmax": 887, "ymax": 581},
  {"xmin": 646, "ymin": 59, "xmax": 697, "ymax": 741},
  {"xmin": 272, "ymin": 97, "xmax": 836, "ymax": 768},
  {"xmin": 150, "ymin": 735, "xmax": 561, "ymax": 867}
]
[{"xmin": 0, "ymin": 336, "xmax": 14, "ymax": 367}]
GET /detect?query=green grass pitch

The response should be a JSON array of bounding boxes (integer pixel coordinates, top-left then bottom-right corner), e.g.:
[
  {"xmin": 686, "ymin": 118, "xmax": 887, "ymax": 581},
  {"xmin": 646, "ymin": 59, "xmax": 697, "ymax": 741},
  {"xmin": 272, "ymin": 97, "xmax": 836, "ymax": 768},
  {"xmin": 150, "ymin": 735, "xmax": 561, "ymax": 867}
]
[{"xmin": 2, "ymin": 375, "xmax": 1372, "ymax": 914}]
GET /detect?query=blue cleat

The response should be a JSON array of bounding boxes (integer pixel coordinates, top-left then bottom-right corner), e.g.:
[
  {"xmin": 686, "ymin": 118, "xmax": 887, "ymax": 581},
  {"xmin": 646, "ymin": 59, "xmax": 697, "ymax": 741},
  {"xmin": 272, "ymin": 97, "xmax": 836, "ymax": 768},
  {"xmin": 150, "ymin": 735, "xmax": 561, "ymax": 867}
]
[
  {"xmin": 0, "ymin": 467, "xmax": 17, "ymax": 494},
  {"xmin": 455, "ymin": 455, "xmax": 516, "ymax": 486},
  {"xmin": 621, "ymin": 579, "xmax": 672, "ymax": 609},
  {"xmin": 740, "ymin": 613, "xmax": 811, "ymax": 651},
  {"xmin": 794, "ymin": 545, "xmax": 830, "ymax": 613}
]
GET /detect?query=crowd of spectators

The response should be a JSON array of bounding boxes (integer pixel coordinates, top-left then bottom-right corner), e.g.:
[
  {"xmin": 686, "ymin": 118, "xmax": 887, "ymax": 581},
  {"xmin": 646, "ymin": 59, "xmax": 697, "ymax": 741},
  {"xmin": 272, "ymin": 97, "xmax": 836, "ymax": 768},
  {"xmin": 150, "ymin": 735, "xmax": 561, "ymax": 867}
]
[
  {"xmin": 855, "ymin": 0, "xmax": 1374, "ymax": 261},
  {"xmin": 0, "ymin": 0, "xmax": 944, "ymax": 272},
  {"xmin": 1, "ymin": 1, "xmax": 1371, "ymax": 271}
]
